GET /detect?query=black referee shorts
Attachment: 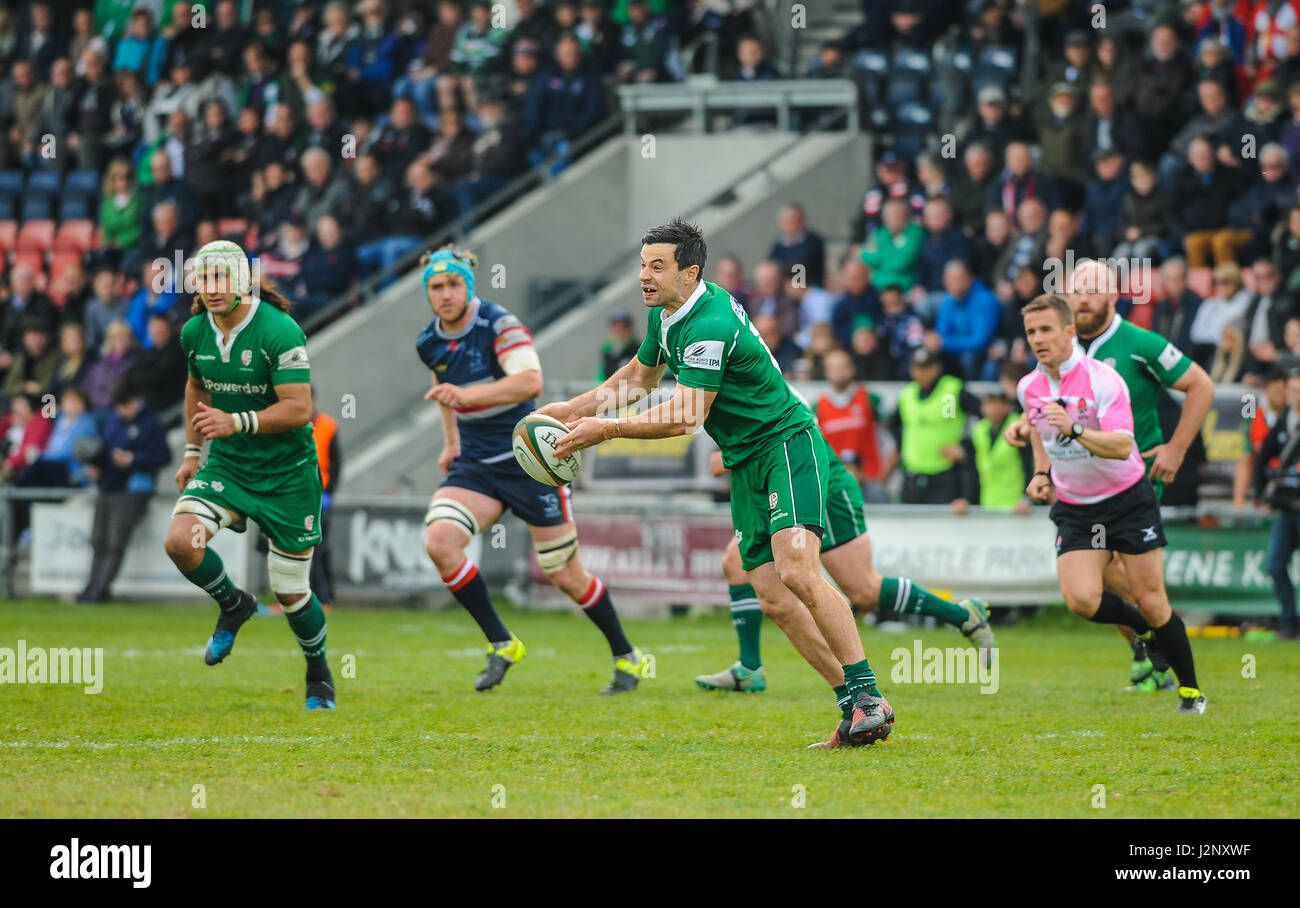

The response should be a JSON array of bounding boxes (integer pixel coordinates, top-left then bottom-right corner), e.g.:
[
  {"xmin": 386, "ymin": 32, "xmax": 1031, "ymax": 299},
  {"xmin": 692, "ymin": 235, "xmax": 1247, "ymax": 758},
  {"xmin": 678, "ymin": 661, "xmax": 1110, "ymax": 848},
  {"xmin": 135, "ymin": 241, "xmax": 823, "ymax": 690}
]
[{"xmin": 1049, "ymin": 476, "xmax": 1167, "ymax": 557}]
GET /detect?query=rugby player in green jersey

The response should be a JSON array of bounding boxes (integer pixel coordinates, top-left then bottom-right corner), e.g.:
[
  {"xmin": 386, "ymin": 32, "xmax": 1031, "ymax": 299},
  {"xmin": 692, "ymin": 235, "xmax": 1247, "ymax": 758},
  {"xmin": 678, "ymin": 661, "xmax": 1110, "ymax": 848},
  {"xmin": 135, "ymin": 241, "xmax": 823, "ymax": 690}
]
[
  {"xmin": 162, "ymin": 241, "xmax": 336, "ymax": 710},
  {"xmin": 1017, "ymin": 258, "xmax": 1214, "ymax": 692},
  {"xmin": 544, "ymin": 219, "xmax": 894, "ymax": 745}
]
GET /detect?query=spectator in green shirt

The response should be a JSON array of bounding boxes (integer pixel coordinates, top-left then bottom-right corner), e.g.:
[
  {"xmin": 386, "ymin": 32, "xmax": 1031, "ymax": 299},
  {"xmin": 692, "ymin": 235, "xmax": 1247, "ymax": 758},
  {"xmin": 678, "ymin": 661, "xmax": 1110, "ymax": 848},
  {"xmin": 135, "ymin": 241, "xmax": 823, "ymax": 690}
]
[
  {"xmin": 861, "ymin": 198, "xmax": 924, "ymax": 292},
  {"xmin": 99, "ymin": 159, "xmax": 143, "ymax": 263}
]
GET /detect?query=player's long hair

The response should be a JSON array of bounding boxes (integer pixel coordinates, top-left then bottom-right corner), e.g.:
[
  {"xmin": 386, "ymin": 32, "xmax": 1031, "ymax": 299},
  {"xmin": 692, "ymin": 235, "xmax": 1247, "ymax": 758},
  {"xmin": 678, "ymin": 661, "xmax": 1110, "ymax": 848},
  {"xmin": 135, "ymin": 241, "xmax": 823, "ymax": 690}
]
[{"xmin": 190, "ymin": 277, "xmax": 295, "ymax": 317}]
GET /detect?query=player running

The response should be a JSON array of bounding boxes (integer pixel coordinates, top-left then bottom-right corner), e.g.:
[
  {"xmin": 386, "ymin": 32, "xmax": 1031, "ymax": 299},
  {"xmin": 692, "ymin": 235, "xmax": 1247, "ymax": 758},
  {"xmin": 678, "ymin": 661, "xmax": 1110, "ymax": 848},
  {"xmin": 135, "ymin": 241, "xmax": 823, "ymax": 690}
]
[
  {"xmin": 546, "ymin": 218, "xmax": 894, "ymax": 746},
  {"xmin": 695, "ymin": 438, "xmax": 995, "ymax": 692},
  {"xmin": 1013, "ymin": 293, "xmax": 1206, "ymax": 713},
  {"xmin": 1065, "ymin": 259, "xmax": 1215, "ymax": 691},
  {"xmin": 417, "ymin": 246, "xmax": 648, "ymax": 694},
  {"xmin": 163, "ymin": 240, "xmax": 336, "ymax": 710}
]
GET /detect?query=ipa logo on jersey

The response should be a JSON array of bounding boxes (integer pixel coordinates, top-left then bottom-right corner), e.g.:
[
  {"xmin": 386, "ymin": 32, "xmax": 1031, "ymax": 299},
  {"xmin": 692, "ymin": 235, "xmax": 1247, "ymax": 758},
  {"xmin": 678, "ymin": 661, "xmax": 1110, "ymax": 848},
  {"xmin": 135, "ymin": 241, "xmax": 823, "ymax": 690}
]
[
  {"xmin": 278, "ymin": 346, "xmax": 310, "ymax": 370},
  {"xmin": 682, "ymin": 340, "xmax": 724, "ymax": 370}
]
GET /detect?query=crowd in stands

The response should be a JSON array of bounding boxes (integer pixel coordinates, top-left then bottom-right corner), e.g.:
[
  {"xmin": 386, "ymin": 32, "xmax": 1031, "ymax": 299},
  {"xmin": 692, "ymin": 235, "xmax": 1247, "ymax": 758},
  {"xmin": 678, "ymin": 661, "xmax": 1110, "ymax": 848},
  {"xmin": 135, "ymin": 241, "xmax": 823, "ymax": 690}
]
[{"xmin": 0, "ymin": 0, "xmax": 771, "ymax": 502}]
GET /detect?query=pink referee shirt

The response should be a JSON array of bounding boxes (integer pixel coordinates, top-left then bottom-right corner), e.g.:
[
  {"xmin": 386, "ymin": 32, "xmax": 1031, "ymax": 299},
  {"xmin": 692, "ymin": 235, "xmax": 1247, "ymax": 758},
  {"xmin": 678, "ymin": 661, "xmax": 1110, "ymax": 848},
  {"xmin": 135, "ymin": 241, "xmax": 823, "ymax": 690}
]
[{"xmin": 1016, "ymin": 347, "xmax": 1146, "ymax": 505}]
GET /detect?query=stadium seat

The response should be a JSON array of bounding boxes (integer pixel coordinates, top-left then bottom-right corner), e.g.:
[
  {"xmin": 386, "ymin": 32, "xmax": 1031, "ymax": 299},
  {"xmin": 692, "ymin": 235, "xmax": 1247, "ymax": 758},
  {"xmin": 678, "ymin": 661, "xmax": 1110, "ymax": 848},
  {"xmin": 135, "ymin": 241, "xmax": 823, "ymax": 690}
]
[
  {"xmin": 853, "ymin": 49, "xmax": 889, "ymax": 106},
  {"xmin": 0, "ymin": 220, "xmax": 17, "ymax": 255},
  {"xmin": 0, "ymin": 170, "xmax": 23, "ymax": 197},
  {"xmin": 888, "ymin": 49, "xmax": 933, "ymax": 106},
  {"xmin": 15, "ymin": 219, "xmax": 56, "ymax": 254},
  {"xmin": 53, "ymin": 219, "xmax": 95, "ymax": 255},
  {"xmin": 975, "ymin": 46, "xmax": 1017, "ymax": 86},
  {"xmin": 59, "ymin": 190, "xmax": 92, "ymax": 221},
  {"xmin": 21, "ymin": 194, "xmax": 55, "ymax": 221},
  {"xmin": 892, "ymin": 102, "xmax": 934, "ymax": 160},
  {"xmin": 64, "ymin": 169, "xmax": 100, "ymax": 198}
]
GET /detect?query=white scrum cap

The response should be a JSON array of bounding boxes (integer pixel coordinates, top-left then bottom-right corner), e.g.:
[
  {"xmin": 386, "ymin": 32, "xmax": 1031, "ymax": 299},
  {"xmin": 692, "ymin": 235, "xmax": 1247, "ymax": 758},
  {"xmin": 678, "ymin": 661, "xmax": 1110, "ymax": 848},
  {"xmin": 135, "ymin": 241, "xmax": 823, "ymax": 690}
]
[{"xmin": 192, "ymin": 239, "xmax": 252, "ymax": 296}]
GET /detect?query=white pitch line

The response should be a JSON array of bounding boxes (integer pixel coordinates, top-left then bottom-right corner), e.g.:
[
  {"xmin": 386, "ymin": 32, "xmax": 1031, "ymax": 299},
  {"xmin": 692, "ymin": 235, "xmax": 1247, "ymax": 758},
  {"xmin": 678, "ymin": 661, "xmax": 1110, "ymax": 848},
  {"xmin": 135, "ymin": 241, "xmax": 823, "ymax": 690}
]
[{"xmin": 0, "ymin": 734, "xmax": 352, "ymax": 751}]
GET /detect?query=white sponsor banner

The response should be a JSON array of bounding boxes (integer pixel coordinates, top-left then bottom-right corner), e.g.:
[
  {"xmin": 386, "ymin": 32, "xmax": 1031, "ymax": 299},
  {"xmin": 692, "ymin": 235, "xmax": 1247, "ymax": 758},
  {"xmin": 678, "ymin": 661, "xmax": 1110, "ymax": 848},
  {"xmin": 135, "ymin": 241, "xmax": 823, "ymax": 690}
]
[
  {"xmin": 31, "ymin": 497, "xmax": 252, "ymax": 596},
  {"xmin": 864, "ymin": 512, "xmax": 1060, "ymax": 603}
]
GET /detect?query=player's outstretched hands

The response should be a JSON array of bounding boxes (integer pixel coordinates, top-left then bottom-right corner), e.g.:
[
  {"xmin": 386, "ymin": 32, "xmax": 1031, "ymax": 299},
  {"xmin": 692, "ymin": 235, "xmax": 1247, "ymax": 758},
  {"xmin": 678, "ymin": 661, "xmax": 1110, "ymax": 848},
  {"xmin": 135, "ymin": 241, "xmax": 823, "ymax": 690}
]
[
  {"xmin": 535, "ymin": 400, "xmax": 575, "ymax": 423},
  {"xmin": 194, "ymin": 402, "xmax": 237, "ymax": 440},
  {"xmin": 553, "ymin": 417, "xmax": 604, "ymax": 459},
  {"xmin": 175, "ymin": 457, "xmax": 199, "ymax": 493},
  {"xmin": 1004, "ymin": 418, "xmax": 1032, "ymax": 447}
]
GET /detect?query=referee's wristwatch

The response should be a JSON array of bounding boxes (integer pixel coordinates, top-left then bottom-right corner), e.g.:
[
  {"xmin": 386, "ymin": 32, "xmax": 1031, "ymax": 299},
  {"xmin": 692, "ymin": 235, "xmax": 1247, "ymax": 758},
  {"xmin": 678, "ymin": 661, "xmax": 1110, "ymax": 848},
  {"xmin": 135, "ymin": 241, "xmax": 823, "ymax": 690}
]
[{"xmin": 1069, "ymin": 421, "xmax": 1084, "ymax": 439}]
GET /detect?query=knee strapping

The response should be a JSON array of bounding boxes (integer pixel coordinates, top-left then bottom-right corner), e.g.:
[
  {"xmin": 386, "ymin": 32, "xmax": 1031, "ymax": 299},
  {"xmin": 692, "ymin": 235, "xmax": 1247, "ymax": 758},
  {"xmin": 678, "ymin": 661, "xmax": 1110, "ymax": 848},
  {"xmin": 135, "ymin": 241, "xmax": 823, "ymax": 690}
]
[
  {"xmin": 268, "ymin": 544, "xmax": 313, "ymax": 595},
  {"xmin": 425, "ymin": 497, "xmax": 480, "ymax": 537},
  {"xmin": 173, "ymin": 496, "xmax": 236, "ymax": 537},
  {"xmin": 535, "ymin": 527, "xmax": 579, "ymax": 573}
]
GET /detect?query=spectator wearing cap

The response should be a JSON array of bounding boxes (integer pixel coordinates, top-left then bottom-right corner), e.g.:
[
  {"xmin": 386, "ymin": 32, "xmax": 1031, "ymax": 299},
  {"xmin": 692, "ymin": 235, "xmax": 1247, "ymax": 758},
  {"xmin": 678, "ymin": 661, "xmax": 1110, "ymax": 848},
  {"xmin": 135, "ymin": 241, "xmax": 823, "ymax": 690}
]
[
  {"xmin": 1042, "ymin": 30, "xmax": 1094, "ymax": 106},
  {"xmin": 1227, "ymin": 142, "xmax": 1299, "ymax": 262},
  {"xmin": 767, "ymin": 204, "xmax": 826, "ymax": 290},
  {"xmin": 1082, "ymin": 81, "xmax": 1142, "ymax": 165},
  {"xmin": 958, "ymin": 85, "xmax": 1017, "ymax": 164},
  {"xmin": 526, "ymin": 34, "xmax": 606, "ymax": 150},
  {"xmin": 0, "ymin": 393, "xmax": 53, "ymax": 484},
  {"xmin": 1037, "ymin": 82, "xmax": 1088, "ymax": 208},
  {"xmin": 965, "ymin": 389, "xmax": 1032, "ymax": 513},
  {"xmin": 830, "ymin": 258, "xmax": 879, "ymax": 350},
  {"xmin": 617, "ymin": 0, "xmax": 670, "ymax": 84},
  {"xmin": 76, "ymin": 379, "xmax": 170, "ymax": 603},
  {"xmin": 988, "ymin": 141, "xmax": 1060, "ymax": 219},
  {"xmin": 861, "ymin": 199, "xmax": 924, "ymax": 292},
  {"xmin": 1079, "ymin": 147, "xmax": 1130, "ymax": 256},
  {"xmin": 851, "ymin": 150, "xmax": 922, "ymax": 243},
  {"xmin": 1133, "ymin": 24, "xmax": 1195, "ymax": 162},
  {"xmin": 934, "ymin": 260, "xmax": 1000, "ymax": 380},
  {"xmin": 1172, "ymin": 136, "xmax": 1246, "ymax": 268},
  {"xmin": 597, "ymin": 310, "xmax": 641, "ymax": 380},
  {"xmin": 576, "ymin": 0, "xmax": 622, "ymax": 75},
  {"xmin": 2, "ymin": 321, "xmax": 58, "ymax": 400},
  {"xmin": 1246, "ymin": 79, "xmax": 1287, "ymax": 147},
  {"xmin": 1113, "ymin": 160, "xmax": 1167, "ymax": 263},
  {"xmin": 1, "ymin": 264, "xmax": 57, "ymax": 358},
  {"xmin": 951, "ymin": 142, "xmax": 997, "ymax": 236},
  {"xmin": 913, "ymin": 198, "xmax": 972, "ymax": 311},
  {"xmin": 889, "ymin": 348, "xmax": 981, "ymax": 508}
]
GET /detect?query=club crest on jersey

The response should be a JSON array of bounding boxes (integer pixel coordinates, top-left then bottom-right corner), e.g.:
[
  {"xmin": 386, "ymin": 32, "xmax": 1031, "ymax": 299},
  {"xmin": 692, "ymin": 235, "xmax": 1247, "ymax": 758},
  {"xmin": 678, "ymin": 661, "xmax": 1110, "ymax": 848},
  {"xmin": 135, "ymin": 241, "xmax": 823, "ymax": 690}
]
[
  {"xmin": 240, "ymin": 349, "xmax": 252, "ymax": 366},
  {"xmin": 305, "ymin": 515, "xmax": 314, "ymax": 530},
  {"xmin": 769, "ymin": 492, "xmax": 778, "ymax": 510}
]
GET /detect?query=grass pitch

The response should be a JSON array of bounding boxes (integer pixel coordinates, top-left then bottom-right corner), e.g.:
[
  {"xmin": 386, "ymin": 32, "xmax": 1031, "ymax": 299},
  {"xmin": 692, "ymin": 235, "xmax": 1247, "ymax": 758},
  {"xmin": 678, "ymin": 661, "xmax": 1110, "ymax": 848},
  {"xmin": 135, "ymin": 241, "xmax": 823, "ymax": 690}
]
[{"xmin": 0, "ymin": 599, "xmax": 1296, "ymax": 818}]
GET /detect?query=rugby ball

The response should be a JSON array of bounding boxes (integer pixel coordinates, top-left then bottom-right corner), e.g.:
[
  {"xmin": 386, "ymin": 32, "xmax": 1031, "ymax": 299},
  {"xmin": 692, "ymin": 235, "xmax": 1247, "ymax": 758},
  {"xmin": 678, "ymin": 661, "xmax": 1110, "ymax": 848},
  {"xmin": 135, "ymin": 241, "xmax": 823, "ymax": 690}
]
[{"xmin": 512, "ymin": 413, "xmax": 582, "ymax": 486}]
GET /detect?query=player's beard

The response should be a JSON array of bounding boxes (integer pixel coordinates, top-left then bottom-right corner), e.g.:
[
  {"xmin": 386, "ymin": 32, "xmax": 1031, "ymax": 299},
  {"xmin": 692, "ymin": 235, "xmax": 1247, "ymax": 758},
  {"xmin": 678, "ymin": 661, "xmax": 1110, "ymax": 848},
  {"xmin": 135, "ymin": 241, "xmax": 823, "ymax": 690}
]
[{"xmin": 1073, "ymin": 301, "xmax": 1111, "ymax": 338}]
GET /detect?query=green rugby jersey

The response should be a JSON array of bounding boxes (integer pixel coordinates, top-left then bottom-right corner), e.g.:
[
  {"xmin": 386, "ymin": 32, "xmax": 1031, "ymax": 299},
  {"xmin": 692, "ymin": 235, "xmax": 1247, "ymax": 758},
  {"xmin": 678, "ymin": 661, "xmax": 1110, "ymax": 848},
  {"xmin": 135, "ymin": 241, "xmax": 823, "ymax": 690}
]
[
  {"xmin": 635, "ymin": 279, "xmax": 814, "ymax": 468},
  {"xmin": 1078, "ymin": 313, "xmax": 1193, "ymax": 455},
  {"xmin": 180, "ymin": 298, "xmax": 317, "ymax": 485}
]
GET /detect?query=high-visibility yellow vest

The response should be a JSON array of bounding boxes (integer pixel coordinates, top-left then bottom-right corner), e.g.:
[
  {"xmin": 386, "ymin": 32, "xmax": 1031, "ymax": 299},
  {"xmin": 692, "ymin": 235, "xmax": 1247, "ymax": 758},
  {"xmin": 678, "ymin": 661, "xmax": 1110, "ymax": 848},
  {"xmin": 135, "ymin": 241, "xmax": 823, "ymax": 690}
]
[
  {"xmin": 897, "ymin": 374, "xmax": 965, "ymax": 476},
  {"xmin": 972, "ymin": 414, "xmax": 1025, "ymax": 510}
]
